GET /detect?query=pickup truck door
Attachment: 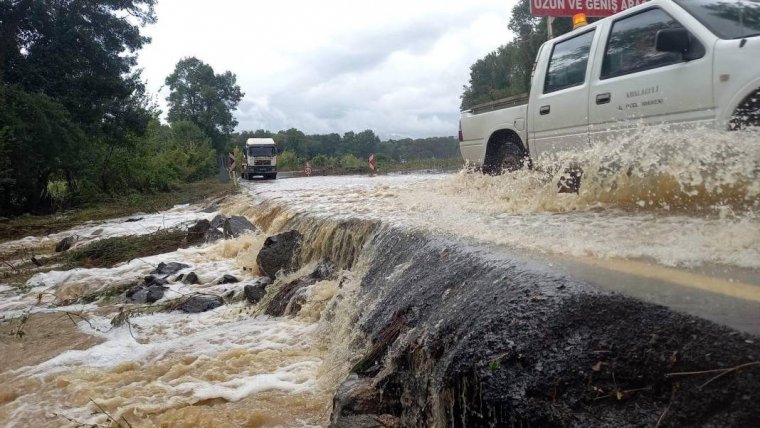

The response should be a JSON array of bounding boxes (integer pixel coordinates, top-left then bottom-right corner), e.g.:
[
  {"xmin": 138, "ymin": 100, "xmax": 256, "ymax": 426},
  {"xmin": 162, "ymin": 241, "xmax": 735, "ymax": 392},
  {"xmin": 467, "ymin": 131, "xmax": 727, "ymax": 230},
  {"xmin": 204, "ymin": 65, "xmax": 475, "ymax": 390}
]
[
  {"xmin": 588, "ymin": 6, "xmax": 713, "ymax": 144},
  {"xmin": 528, "ymin": 29, "xmax": 598, "ymax": 157}
]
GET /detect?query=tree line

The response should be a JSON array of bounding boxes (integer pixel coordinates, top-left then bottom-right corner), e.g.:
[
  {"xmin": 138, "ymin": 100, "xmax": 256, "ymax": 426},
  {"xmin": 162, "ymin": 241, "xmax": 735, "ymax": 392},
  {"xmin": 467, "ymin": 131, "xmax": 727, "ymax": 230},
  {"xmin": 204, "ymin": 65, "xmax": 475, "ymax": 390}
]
[
  {"xmin": 0, "ymin": 0, "xmax": 458, "ymax": 216},
  {"xmin": 230, "ymin": 128, "xmax": 458, "ymax": 170},
  {"xmin": 0, "ymin": 0, "xmax": 247, "ymax": 216},
  {"xmin": 460, "ymin": 0, "xmax": 576, "ymax": 110}
]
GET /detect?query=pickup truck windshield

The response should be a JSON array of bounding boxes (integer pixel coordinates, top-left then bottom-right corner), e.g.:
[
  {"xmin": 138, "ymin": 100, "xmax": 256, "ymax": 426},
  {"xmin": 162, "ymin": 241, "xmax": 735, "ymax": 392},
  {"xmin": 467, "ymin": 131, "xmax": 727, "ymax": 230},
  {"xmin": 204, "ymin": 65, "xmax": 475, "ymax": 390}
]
[
  {"xmin": 248, "ymin": 146, "xmax": 275, "ymax": 157},
  {"xmin": 675, "ymin": 0, "xmax": 760, "ymax": 39}
]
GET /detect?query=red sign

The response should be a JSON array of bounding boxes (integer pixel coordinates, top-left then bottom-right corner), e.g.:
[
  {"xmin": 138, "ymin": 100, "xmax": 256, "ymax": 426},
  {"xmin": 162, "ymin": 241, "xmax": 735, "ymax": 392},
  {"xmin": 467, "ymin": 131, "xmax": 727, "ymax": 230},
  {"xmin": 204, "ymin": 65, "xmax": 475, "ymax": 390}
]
[
  {"xmin": 368, "ymin": 153, "xmax": 377, "ymax": 171},
  {"xmin": 530, "ymin": 0, "xmax": 648, "ymax": 17},
  {"xmin": 304, "ymin": 162, "xmax": 312, "ymax": 176}
]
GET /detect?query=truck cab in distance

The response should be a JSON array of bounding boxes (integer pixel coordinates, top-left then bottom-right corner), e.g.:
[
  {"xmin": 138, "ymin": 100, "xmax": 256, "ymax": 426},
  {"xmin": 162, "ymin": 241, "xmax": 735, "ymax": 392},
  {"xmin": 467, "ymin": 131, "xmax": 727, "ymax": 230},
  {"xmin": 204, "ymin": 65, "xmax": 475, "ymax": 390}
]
[
  {"xmin": 459, "ymin": 0, "xmax": 760, "ymax": 173},
  {"xmin": 243, "ymin": 138, "xmax": 278, "ymax": 180}
]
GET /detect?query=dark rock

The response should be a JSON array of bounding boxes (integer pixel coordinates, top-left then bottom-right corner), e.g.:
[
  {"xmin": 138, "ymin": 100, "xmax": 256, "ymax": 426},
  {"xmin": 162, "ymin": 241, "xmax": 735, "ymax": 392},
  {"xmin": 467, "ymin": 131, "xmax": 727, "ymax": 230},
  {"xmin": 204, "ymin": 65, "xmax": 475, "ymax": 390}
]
[
  {"xmin": 331, "ymin": 415, "xmax": 399, "ymax": 428},
  {"xmin": 187, "ymin": 219, "xmax": 224, "ymax": 244},
  {"xmin": 219, "ymin": 274, "xmax": 239, "ymax": 284},
  {"xmin": 124, "ymin": 217, "xmax": 144, "ymax": 223},
  {"xmin": 186, "ymin": 219, "xmax": 211, "ymax": 244},
  {"xmin": 311, "ymin": 261, "xmax": 336, "ymax": 280},
  {"xmin": 210, "ymin": 214, "xmax": 226, "ymax": 228},
  {"xmin": 145, "ymin": 285, "xmax": 167, "ymax": 303},
  {"xmin": 125, "ymin": 284, "xmax": 142, "ymax": 299},
  {"xmin": 201, "ymin": 206, "xmax": 217, "ymax": 213},
  {"xmin": 175, "ymin": 294, "xmax": 224, "ymax": 313},
  {"xmin": 151, "ymin": 262, "xmax": 190, "ymax": 276},
  {"xmin": 244, "ymin": 283, "xmax": 267, "ymax": 304},
  {"xmin": 257, "ymin": 230, "xmax": 303, "ymax": 279},
  {"xmin": 130, "ymin": 285, "xmax": 167, "ymax": 304},
  {"xmin": 55, "ymin": 236, "xmax": 75, "ymax": 252},
  {"xmin": 331, "ymin": 375, "xmax": 400, "ymax": 428},
  {"xmin": 144, "ymin": 275, "xmax": 169, "ymax": 287},
  {"xmin": 223, "ymin": 216, "xmax": 256, "ymax": 238},
  {"xmin": 205, "ymin": 227, "xmax": 224, "ymax": 243},
  {"xmin": 0, "ymin": 217, "xmax": 9, "ymax": 223},
  {"xmin": 265, "ymin": 276, "xmax": 315, "ymax": 316},
  {"xmin": 175, "ymin": 273, "xmax": 184, "ymax": 282},
  {"xmin": 183, "ymin": 272, "xmax": 200, "ymax": 284}
]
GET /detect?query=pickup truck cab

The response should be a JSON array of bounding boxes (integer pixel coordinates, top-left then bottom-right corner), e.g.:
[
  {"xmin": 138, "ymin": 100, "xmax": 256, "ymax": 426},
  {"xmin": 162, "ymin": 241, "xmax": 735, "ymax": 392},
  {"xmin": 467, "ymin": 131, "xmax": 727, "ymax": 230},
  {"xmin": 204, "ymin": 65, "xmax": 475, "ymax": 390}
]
[{"xmin": 459, "ymin": 0, "xmax": 760, "ymax": 173}]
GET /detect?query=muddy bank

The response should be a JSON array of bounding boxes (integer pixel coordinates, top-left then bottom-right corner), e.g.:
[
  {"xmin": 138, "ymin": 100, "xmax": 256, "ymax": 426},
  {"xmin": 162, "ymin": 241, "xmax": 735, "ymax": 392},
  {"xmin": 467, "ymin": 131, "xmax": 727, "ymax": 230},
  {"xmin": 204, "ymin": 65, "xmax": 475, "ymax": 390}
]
[{"xmin": 266, "ymin": 211, "xmax": 760, "ymax": 427}]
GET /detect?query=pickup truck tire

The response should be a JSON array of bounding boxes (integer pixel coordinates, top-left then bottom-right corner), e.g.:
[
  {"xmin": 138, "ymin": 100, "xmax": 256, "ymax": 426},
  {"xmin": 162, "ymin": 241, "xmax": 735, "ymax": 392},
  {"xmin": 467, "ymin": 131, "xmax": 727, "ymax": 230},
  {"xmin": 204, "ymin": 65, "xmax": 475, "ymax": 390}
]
[
  {"xmin": 729, "ymin": 89, "xmax": 760, "ymax": 130},
  {"xmin": 483, "ymin": 134, "xmax": 526, "ymax": 175}
]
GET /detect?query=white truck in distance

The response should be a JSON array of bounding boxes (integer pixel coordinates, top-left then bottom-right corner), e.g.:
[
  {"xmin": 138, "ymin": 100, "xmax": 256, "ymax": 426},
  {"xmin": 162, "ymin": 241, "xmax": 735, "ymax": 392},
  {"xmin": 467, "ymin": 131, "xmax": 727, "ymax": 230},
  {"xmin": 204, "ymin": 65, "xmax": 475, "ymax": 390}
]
[
  {"xmin": 243, "ymin": 138, "xmax": 278, "ymax": 180},
  {"xmin": 459, "ymin": 0, "xmax": 760, "ymax": 174}
]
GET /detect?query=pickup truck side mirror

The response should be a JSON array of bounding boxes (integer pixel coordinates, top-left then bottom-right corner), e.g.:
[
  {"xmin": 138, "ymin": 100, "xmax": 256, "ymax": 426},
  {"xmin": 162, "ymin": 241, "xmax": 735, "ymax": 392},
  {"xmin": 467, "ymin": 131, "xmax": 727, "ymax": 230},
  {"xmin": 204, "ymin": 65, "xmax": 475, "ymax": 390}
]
[{"xmin": 656, "ymin": 28, "xmax": 690, "ymax": 54}]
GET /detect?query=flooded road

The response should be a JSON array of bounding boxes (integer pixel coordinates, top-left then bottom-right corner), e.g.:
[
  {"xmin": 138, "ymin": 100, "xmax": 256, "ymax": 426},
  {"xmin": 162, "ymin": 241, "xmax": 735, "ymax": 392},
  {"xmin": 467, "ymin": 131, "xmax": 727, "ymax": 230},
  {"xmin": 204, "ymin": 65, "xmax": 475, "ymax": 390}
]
[
  {"xmin": 247, "ymin": 128, "xmax": 760, "ymax": 333},
  {"xmin": 0, "ymin": 128, "xmax": 758, "ymax": 426}
]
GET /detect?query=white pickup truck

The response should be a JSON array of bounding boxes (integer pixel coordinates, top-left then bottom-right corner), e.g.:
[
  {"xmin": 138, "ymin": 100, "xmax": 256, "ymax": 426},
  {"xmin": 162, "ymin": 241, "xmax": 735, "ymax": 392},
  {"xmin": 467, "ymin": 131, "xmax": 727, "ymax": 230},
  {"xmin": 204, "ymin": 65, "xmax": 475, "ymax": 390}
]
[{"xmin": 459, "ymin": 0, "xmax": 760, "ymax": 174}]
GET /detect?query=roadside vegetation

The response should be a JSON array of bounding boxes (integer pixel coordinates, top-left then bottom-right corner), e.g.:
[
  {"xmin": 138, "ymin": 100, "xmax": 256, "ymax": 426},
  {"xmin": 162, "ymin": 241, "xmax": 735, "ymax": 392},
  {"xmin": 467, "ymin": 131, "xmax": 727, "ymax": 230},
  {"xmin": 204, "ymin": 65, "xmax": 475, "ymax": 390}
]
[
  {"xmin": 0, "ymin": 178, "xmax": 232, "ymax": 243},
  {"xmin": 460, "ymin": 0, "xmax": 581, "ymax": 110},
  {"xmin": 0, "ymin": 1, "xmax": 242, "ymax": 219},
  {"xmin": 1, "ymin": 0, "xmax": 463, "ymax": 222}
]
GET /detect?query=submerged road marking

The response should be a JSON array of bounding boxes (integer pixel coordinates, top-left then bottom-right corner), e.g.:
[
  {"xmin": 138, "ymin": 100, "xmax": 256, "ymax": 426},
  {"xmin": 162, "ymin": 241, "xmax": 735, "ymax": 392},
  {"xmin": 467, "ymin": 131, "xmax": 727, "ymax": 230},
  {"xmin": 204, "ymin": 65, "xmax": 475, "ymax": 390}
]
[{"xmin": 579, "ymin": 258, "xmax": 760, "ymax": 303}]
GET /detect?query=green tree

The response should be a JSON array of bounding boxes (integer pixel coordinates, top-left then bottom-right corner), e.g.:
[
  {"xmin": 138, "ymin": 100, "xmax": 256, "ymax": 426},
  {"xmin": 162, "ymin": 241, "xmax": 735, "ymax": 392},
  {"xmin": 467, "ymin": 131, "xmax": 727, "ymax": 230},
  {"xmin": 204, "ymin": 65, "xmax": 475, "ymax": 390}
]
[
  {"xmin": 460, "ymin": 0, "xmax": 574, "ymax": 110},
  {"xmin": 0, "ymin": 86, "xmax": 85, "ymax": 213},
  {"xmin": 165, "ymin": 57, "xmax": 244, "ymax": 152},
  {"xmin": 1, "ymin": 0, "xmax": 156, "ymax": 139}
]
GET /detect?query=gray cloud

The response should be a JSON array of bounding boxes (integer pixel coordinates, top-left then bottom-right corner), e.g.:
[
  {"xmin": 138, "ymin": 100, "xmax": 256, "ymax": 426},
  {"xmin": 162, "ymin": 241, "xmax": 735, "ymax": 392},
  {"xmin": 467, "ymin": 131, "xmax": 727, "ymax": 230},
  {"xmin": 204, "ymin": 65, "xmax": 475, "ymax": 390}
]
[{"xmin": 138, "ymin": 0, "xmax": 514, "ymax": 139}]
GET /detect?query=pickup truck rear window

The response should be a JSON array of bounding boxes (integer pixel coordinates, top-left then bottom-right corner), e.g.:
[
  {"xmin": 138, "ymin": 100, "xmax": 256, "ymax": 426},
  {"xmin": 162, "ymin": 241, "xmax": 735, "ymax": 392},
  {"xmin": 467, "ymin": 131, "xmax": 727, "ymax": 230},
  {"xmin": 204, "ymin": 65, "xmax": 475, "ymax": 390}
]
[
  {"xmin": 601, "ymin": 8, "xmax": 687, "ymax": 79},
  {"xmin": 675, "ymin": 0, "xmax": 760, "ymax": 39},
  {"xmin": 544, "ymin": 30, "xmax": 595, "ymax": 94}
]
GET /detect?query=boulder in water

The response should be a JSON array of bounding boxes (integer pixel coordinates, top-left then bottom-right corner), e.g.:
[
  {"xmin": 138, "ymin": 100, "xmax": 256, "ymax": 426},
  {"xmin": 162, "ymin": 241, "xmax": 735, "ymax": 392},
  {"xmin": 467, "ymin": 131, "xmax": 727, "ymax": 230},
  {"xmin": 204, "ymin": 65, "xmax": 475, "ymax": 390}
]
[
  {"xmin": 257, "ymin": 230, "xmax": 303, "ymax": 279},
  {"xmin": 129, "ymin": 284, "xmax": 167, "ymax": 304},
  {"xmin": 223, "ymin": 216, "xmax": 256, "ymax": 238},
  {"xmin": 175, "ymin": 294, "xmax": 224, "ymax": 313},
  {"xmin": 330, "ymin": 375, "xmax": 401, "ymax": 428},
  {"xmin": 187, "ymin": 219, "xmax": 224, "ymax": 244},
  {"xmin": 219, "ymin": 274, "xmax": 239, "ymax": 284},
  {"xmin": 144, "ymin": 275, "xmax": 169, "ymax": 287},
  {"xmin": 210, "ymin": 214, "xmax": 226, "ymax": 229},
  {"xmin": 55, "ymin": 236, "xmax": 75, "ymax": 252},
  {"xmin": 151, "ymin": 262, "xmax": 189, "ymax": 276},
  {"xmin": 244, "ymin": 282, "xmax": 268, "ymax": 304},
  {"xmin": 182, "ymin": 272, "xmax": 200, "ymax": 285}
]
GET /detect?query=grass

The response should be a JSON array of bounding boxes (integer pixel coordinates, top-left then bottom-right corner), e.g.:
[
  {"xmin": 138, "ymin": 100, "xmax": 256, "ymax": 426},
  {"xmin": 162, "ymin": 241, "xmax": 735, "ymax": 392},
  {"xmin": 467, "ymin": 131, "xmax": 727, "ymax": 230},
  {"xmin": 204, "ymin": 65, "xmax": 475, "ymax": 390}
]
[
  {"xmin": 0, "ymin": 178, "xmax": 235, "ymax": 243},
  {"xmin": 281, "ymin": 157, "xmax": 464, "ymax": 176},
  {"xmin": 0, "ymin": 228, "xmax": 191, "ymax": 288},
  {"xmin": 63, "ymin": 229, "xmax": 189, "ymax": 269}
]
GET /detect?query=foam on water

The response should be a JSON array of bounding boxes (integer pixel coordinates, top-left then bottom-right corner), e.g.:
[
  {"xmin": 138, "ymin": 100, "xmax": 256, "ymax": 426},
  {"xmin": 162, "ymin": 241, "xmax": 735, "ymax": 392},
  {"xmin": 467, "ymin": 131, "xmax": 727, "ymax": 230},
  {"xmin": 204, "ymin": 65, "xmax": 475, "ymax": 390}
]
[
  {"xmin": 0, "ymin": 212, "xmax": 363, "ymax": 427},
  {"xmin": 245, "ymin": 128, "xmax": 759, "ymax": 268},
  {"xmin": 0, "ymin": 204, "xmax": 216, "ymax": 255}
]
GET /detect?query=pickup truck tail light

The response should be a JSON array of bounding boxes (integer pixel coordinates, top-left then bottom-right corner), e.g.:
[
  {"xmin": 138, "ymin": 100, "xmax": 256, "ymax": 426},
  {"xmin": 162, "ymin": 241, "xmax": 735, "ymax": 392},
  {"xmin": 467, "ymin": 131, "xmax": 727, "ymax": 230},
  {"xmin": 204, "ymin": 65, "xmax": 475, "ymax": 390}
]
[{"xmin": 458, "ymin": 120, "xmax": 463, "ymax": 142}]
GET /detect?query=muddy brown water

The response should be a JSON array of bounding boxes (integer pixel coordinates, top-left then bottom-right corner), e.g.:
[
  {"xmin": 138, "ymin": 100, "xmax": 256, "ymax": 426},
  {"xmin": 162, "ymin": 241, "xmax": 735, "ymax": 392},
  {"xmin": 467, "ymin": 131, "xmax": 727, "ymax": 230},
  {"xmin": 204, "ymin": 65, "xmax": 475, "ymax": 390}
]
[{"xmin": 0, "ymin": 128, "xmax": 758, "ymax": 427}]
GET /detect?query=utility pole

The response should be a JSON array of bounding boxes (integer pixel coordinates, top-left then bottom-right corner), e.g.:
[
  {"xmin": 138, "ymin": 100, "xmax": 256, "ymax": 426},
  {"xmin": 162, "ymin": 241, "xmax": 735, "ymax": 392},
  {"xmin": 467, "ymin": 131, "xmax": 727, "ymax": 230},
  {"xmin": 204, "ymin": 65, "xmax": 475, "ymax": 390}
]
[{"xmin": 547, "ymin": 16, "xmax": 555, "ymax": 39}]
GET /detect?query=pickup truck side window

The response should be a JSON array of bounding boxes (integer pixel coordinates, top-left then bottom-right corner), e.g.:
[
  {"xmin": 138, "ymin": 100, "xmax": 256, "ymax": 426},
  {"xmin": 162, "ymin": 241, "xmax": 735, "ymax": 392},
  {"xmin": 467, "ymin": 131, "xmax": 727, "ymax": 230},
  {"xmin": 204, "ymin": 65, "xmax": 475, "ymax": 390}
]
[
  {"xmin": 544, "ymin": 30, "xmax": 595, "ymax": 94},
  {"xmin": 602, "ymin": 8, "xmax": 699, "ymax": 79}
]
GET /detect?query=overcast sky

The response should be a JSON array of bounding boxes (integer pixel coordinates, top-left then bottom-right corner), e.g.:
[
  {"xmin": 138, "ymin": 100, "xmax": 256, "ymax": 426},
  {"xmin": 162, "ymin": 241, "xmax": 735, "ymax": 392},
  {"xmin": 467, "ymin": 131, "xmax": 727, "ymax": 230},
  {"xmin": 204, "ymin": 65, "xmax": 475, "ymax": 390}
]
[{"xmin": 137, "ymin": 0, "xmax": 517, "ymax": 139}]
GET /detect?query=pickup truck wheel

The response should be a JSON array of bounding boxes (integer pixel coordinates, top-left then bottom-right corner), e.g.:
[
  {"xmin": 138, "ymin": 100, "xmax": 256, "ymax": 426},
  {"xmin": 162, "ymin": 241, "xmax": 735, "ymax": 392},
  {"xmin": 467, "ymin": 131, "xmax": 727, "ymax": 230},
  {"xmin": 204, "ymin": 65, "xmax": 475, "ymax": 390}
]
[
  {"xmin": 484, "ymin": 137, "xmax": 525, "ymax": 175},
  {"xmin": 729, "ymin": 89, "xmax": 760, "ymax": 130},
  {"xmin": 500, "ymin": 144, "xmax": 523, "ymax": 173}
]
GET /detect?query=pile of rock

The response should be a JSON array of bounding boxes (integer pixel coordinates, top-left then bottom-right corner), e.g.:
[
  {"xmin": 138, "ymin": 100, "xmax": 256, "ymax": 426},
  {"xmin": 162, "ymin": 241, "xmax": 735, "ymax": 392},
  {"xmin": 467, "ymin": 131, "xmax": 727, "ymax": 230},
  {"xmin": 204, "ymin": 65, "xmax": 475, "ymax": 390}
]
[
  {"xmin": 186, "ymin": 214, "xmax": 256, "ymax": 245},
  {"xmin": 125, "ymin": 262, "xmax": 189, "ymax": 304}
]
